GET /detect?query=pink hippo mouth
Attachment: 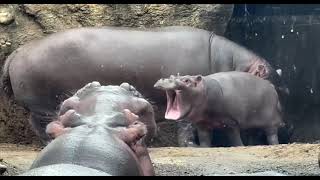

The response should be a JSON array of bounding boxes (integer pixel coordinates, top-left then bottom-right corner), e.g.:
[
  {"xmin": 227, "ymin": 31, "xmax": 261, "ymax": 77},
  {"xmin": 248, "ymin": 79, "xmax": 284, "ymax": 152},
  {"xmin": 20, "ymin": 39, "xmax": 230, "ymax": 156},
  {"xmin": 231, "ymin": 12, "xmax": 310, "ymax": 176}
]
[{"xmin": 164, "ymin": 90, "xmax": 191, "ymax": 120}]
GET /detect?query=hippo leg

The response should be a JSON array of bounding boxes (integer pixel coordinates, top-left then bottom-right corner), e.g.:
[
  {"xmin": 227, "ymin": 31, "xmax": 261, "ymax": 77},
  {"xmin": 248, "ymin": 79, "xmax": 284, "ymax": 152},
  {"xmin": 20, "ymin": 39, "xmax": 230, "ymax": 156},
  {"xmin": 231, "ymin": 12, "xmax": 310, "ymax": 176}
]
[
  {"xmin": 265, "ymin": 127, "xmax": 279, "ymax": 145},
  {"xmin": 225, "ymin": 127, "xmax": 243, "ymax": 146},
  {"xmin": 29, "ymin": 113, "xmax": 52, "ymax": 144},
  {"xmin": 177, "ymin": 121, "xmax": 197, "ymax": 147},
  {"xmin": 197, "ymin": 127, "xmax": 212, "ymax": 147}
]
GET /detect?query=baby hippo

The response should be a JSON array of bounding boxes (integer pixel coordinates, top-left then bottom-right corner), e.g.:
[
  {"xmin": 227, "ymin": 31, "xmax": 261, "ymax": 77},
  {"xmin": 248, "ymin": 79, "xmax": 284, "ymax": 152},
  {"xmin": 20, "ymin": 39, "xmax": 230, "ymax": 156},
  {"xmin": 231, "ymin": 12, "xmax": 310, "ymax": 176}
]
[
  {"xmin": 21, "ymin": 81, "xmax": 156, "ymax": 176},
  {"xmin": 154, "ymin": 72, "xmax": 284, "ymax": 147}
]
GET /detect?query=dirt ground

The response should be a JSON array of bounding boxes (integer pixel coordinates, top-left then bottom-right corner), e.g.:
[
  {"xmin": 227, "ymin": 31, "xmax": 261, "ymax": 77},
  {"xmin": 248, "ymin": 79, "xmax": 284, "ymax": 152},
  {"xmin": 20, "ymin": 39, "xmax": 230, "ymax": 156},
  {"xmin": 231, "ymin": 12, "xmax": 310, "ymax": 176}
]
[{"xmin": 0, "ymin": 143, "xmax": 319, "ymax": 176}]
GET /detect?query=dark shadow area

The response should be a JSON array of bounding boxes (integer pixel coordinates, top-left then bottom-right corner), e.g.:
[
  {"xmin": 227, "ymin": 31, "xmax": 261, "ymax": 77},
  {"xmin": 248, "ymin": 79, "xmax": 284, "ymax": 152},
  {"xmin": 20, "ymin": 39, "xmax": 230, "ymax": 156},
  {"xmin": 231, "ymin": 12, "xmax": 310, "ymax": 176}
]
[
  {"xmin": 221, "ymin": 4, "xmax": 320, "ymax": 145},
  {"xmin": 233, "ymin": 4, "xmax": 320, "ymax": 17}
]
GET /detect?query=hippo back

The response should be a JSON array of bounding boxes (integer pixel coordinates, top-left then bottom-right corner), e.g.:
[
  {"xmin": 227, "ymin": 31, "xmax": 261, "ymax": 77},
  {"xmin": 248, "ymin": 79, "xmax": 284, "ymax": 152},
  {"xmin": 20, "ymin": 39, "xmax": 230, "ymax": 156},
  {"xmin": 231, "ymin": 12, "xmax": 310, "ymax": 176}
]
[
  {"xmin": 30, "ymin": 125, "xmax": 142, "ymax": 176},
  {"xmin": 20, "ymin": 164, "xmax": 112, "ymax": 176}
]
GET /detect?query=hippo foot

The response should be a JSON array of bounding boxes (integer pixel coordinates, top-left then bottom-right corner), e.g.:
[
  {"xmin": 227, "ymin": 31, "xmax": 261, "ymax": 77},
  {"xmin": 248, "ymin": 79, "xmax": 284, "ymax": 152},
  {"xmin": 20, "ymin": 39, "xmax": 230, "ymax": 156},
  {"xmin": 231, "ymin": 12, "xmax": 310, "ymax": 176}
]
[
  {"xmin": 265, "ymin": 128, "xmax": 279, "ymax": 145},
  {"xmin": 226, "ymin": 127, "xmax": 244, "ymax": 147},
  {"xmin": 177, "ymin": 122, "xmax": 198, "ymax": 147},
  {"xmin": 186, "ymin": 141, "xmax": 200, "ymax": 147}
]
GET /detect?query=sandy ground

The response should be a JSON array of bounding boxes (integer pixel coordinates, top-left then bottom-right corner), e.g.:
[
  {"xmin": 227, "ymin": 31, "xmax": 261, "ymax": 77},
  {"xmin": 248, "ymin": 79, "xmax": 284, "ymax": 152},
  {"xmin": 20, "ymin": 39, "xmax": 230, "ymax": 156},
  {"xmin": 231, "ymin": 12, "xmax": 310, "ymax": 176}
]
[{"xmin": 0, "ymin": 143, "xmax": 319, "ymax": 176}]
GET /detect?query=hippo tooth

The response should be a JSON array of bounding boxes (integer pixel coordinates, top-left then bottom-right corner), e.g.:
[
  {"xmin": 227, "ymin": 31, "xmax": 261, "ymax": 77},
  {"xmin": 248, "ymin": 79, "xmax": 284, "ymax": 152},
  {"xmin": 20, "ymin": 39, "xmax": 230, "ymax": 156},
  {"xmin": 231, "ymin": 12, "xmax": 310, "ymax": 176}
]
[{"xmin": 276, "ymin": 69, "xmax": 282, "ymax": 76}]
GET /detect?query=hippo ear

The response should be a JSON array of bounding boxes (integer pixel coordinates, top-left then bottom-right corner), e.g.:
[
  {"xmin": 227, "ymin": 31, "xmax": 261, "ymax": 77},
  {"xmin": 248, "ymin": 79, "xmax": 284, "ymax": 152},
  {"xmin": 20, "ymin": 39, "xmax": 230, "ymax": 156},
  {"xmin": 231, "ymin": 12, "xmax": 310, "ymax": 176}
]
[
  {"xmin": 120, "ymin": 82, "xmax": 143, "ymax": 98},
  {"xmin": 195, "ymin": 75, "xmax": 202, "ymax": 82},
  {"xmin": 46, "ymin": 121, "xmax": 71, "ymax": 139}
]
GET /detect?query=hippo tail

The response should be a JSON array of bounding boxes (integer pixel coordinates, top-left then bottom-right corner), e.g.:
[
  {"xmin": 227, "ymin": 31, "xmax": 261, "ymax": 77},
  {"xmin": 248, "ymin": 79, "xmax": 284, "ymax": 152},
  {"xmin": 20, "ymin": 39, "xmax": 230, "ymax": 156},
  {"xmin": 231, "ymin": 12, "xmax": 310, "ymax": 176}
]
[{"xmin": 0, "ymin": 51, "xmax": 15, "ymax": 98}]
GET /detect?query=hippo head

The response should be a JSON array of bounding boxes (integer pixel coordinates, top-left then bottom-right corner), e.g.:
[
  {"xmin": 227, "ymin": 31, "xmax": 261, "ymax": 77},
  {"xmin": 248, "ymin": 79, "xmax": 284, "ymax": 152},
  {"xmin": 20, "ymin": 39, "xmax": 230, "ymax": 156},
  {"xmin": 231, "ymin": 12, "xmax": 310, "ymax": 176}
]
[
  {"xmin": 45, "ymin": 81, "xmax": 157, "ymax": 176},
  {"xmin": 154, "ymin": 74, "xmax": 206, "ymax": 121},
  {"xmin": 46, "ymin": 81, "xmax": 157, "ymax": 145}
]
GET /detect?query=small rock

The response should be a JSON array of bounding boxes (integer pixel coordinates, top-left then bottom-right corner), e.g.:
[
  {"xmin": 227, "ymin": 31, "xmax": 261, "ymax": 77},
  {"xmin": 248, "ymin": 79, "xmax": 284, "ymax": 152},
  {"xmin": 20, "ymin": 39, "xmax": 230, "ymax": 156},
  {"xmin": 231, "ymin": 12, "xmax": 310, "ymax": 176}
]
[
  {"xmin": 0, "ymin": 164, "xmax": 7, "ymax": 175},
  {"xmin": 0, "ymin": 7, "xmax": 15, "ymax": 25},
  {"xmin": 5, "ymin": 41, "xmax": 11, "ymax": 46}
]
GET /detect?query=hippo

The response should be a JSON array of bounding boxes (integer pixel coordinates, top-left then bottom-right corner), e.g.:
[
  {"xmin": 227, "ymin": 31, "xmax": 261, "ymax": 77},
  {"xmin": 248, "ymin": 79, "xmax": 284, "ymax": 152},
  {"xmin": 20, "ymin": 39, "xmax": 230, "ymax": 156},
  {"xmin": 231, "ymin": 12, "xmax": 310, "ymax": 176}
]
[
  {"xmin": 0, "ymin": 26, "xmax": 286, "ymax": 145},
  {"xmin": 21, "ymin": 81, "xmax": 156, "ymax": 176},
  {"xmin": 154, "ymin": 72, "xmax": 284, "ymax": 147}
]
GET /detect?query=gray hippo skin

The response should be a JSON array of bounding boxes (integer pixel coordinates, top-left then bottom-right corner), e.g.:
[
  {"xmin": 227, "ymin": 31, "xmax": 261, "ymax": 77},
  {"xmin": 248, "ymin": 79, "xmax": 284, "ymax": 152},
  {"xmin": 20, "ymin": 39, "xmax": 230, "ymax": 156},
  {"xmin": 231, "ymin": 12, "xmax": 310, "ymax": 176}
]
[
  {"xmin": 21, "ymin": 81, "xmax": 156, "ymax": 176},
  {"xmin": 20, "ymin": 164, "xmax": 111, "ymax": 176},
  {"xmin": 0, "ymin": 26, "xmax": 285, "ymax": 145},
  {"xmin": 154, "ymin": 72, "xmax": 284, "ymax": 147}
]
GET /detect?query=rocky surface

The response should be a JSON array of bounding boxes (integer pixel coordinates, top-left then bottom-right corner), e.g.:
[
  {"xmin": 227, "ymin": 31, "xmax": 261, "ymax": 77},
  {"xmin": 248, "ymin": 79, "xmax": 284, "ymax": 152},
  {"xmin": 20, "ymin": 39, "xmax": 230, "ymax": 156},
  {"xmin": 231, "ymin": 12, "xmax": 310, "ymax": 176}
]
[{"xmin": 0, "ymin": 143, "xmax": 319, "ymax": 176}]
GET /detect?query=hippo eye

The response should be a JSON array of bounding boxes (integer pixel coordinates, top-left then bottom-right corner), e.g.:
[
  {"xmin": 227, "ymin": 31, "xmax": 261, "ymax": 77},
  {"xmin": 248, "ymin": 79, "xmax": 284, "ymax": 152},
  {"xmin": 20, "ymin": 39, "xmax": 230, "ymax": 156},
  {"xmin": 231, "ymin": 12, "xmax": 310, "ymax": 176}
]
[
  {"xmin": 183, "ymin": 79, "xmax": 190, "ymax": 83},
  {"xmin": 59, "ymin": 106, "xmax": 73, "ymax": 116}
]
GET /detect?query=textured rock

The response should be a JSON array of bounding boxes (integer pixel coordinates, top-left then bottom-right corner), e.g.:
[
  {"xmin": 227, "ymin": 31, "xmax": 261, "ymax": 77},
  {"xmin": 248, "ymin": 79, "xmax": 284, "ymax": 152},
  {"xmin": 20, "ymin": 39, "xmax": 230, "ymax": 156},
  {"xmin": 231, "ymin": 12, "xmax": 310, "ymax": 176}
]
[
  {"xmin": 0, "ymin": 6, "xmax": 15, "ymax": 25},
  {"xmin": 21, "ymin": 4, "xmax": 233, "ymax": 35}
]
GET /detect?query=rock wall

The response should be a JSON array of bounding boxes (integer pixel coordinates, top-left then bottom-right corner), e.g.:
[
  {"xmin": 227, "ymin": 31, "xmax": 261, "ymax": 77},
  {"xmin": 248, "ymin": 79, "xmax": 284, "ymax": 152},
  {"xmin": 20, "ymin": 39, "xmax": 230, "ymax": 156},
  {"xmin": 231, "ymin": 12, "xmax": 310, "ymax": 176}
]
[{"xmin": 0, "ymin": 4, "xmax": 234, "ymax": 145}]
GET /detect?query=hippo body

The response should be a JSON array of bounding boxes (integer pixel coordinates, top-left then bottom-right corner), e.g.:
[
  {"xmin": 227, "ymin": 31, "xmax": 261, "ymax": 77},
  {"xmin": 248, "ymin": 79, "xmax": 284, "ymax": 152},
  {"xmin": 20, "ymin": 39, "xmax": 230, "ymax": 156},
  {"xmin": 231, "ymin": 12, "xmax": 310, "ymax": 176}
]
[
  {"xmin": 20, "ymin": 164, "xmax": 111, "ymax": 176},
  {"xmin": 154, "ymin": 72, "xmax": 283, "ymax": 146},
  {"xmin": 21, "ymin": 82, "xmax": 156, "ymax": 176},
  {"xmin": 0, "ymin": 26, "xmax": 281, "ymax": 145},
  {"xmin": 27, "ymin": 126, "xmax": 142, "ymax": 176}
]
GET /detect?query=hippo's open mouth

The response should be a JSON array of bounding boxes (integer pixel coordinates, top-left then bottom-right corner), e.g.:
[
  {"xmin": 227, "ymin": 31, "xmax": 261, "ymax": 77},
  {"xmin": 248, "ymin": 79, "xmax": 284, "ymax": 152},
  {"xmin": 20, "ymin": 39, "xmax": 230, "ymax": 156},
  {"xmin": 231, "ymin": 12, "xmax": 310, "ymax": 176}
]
[{"xmin": 165, "ymin": 90, "xmax": 190, "ymax": 120}]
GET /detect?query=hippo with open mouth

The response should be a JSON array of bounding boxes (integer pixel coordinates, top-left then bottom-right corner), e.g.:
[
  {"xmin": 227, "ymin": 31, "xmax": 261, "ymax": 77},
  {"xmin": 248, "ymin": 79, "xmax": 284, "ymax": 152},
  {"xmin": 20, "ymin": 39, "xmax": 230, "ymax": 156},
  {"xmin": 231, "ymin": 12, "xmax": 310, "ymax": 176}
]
[{"xmin": 154, "ymin": 72, "xmax": 284, "ymax": 147}]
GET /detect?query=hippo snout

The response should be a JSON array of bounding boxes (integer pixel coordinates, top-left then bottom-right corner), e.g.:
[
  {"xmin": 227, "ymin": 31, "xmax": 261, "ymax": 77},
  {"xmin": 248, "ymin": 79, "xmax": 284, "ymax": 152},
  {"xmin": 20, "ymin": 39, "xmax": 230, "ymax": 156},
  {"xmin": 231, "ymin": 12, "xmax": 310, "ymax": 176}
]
[
  {"xmin": 154, "ymin": 78, "xmax": 176, "ymax": 90},
  {"xmin": 154, "ymin": 78, "xmax": 186, "ymax": 90},
  {"xmin": 153, "ymin": 79, "xmax": 164, "ymax": 89}
]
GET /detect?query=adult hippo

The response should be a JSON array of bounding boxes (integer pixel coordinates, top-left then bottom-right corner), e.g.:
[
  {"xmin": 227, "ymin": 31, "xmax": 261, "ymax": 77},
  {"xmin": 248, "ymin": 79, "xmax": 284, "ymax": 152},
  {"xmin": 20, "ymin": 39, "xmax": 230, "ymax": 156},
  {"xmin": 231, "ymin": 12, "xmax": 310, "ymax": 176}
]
[
  {"xmin": 154, "ymin": 72, "xmax": 284, "ymax": 147},
  {"xmin": 0, "ymin": 26, "xmax": 286, "ymax": 145},
  {"xmin": 21, "ymin": 81, "xmax": 156, "ymax": 176}
]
